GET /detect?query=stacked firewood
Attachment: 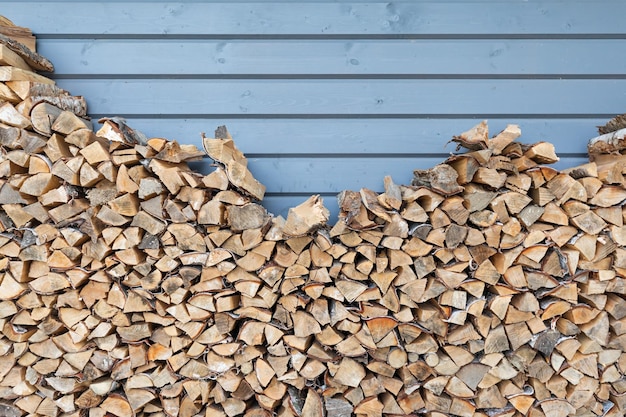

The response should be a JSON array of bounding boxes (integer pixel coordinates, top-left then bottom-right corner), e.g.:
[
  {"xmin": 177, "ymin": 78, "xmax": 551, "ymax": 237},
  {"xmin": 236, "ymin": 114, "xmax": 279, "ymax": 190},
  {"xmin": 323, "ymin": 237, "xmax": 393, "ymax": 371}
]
[
  {"xmin": 2, "ymin": 18, "xmax": 626, "ymax": 417},
  {"xmin": 333, "ymin": 121, "xmax": 626, "ymax": 417}
]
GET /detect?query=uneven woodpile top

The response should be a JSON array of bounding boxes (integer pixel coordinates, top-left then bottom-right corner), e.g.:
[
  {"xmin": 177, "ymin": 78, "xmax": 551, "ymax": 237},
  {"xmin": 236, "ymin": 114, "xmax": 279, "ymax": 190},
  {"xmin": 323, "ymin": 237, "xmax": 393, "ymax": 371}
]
[{"xmin": 2, "ymin": 17, "xmax": 626, "ymax": 417}]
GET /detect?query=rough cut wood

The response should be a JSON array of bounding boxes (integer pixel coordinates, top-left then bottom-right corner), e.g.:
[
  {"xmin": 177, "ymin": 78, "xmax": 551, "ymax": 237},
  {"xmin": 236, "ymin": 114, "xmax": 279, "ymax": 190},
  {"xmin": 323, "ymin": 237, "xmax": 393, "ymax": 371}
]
[
  {"xmin": 0, "ymin": 16, "xmax": 36, "ymax": 50},
  {"xmin": 412, "ymin": 163, "xmax": 464, "ymax": 195},
  {"xmin": 0, "ymin": 33, "xmax": 53, "ymax": 71},
  {"xmin": 282, "ymin": 195, "xmax": 330, "ymax": 237},
  {"xmin": 0, "ymin": 65, "xmax": 53, "ymax": 83},
  {"xmin": 96, "ymin": 116, "xmax": 147, "ymax": 145},
  {"xmin": 588, "ymin": 127, "xmax": 626, "ymax": 156},
  {"xmin": 203, "ymin": 130, "xmax": 266, "ymax": 201},
  {"xmin": 0, "ymin": 44, "xmax": 30, "ymax": 71},
  {"xmin": 598, "ymin": 112, "xmax": 626, "ymax": 135},
  {"xmin": 0, "ymin": 16, "xmax": 41, "ymax": 61}
]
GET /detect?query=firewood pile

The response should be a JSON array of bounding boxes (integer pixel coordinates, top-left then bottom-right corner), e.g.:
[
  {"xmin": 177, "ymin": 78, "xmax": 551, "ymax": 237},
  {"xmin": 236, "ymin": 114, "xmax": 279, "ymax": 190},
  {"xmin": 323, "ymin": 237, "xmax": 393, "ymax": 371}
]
[{"xmin": 2, "ymin": 17, "xmax": 626, "ymax": 417}]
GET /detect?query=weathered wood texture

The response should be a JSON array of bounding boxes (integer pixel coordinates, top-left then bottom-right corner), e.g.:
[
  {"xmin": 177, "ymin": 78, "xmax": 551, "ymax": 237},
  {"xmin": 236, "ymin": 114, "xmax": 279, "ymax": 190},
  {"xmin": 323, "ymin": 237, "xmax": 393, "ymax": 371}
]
[{"xmin": 8, "ymin": 0, "xmax": 626, "ymax": 218}]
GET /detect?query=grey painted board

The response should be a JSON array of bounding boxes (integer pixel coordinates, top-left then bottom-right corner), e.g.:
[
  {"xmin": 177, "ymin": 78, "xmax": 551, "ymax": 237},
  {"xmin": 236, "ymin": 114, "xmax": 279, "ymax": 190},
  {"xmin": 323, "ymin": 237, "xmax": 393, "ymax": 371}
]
[
  {"xmin": 206, "ymin": 154, "xmax": 590, "ymax": 193},
  {"xmin": 115, "ymin": 117, "xmax": 600, "ymax": 155},
  {"xmin": 54, "ymin": 78, "xmax": 626, "ymax": 116},
  {"xmin": 41, "ymin": 39, "xmax": 626, "ymax": 75},
  {"xmin": 8, "ymin": 1, "xmax": 626, "ymax": 36},
  {"xmin": 207, "ymin": 155, "xmax": 590, "ymax": 220}
]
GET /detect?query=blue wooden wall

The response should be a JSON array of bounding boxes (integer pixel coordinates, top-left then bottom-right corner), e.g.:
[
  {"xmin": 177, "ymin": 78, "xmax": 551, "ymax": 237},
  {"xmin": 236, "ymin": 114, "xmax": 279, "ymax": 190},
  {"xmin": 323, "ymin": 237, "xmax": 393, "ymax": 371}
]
[{"xmin": 7, "ymin": 1, "xmax": 626, "ymax": 220}]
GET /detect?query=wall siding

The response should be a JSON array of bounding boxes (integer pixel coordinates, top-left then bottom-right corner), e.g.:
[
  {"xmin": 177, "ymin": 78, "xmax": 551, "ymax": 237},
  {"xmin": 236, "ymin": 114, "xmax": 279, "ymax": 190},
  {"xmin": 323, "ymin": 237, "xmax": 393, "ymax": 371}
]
[{"xmin": 7, "ymin": 1, "xmax": 626, "ymax": 219}]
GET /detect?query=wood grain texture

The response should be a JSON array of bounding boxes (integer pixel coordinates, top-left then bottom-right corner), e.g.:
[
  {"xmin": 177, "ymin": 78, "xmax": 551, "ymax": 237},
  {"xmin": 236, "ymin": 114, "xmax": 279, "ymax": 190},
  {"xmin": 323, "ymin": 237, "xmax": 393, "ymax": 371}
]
[
  {"xmin": 8, "ymin": 1, "xmax": 626, "ymax": 35},
  {"xmin": 54, "ymin": 78, "xmax": 626, "ymax": 116},
  {"xmin": 39, "ymin": 39, "xmax": 626, "ymax": 75},
  {"xmin": 107, "ymin": 117, "xmax": 601, "ymax": 155}
]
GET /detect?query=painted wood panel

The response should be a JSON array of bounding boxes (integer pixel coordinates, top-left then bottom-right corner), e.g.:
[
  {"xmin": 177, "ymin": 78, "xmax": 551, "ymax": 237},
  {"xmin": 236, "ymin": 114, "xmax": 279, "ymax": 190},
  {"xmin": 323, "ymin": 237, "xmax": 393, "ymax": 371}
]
[
  {"xmin": 9, "ymin": 1, "xmax": 626, "ymax": 35},
  {"xmin": 41, "ymin": 39, "xmax": 626, "ymax": 75},
  {"xmin": 54, "ymin": 78, "xmax": 626, "ymax": 116},
  {"xmin": 7, "ymin": 1, "xmax": 624, "ymax": 219},
  {"xmin": 104, "ymin": 117, "xmax": 602, "ymax": 155},
  {"xmin": 205, "ymin": 155, "xmax": 590, "ymax": 194}
]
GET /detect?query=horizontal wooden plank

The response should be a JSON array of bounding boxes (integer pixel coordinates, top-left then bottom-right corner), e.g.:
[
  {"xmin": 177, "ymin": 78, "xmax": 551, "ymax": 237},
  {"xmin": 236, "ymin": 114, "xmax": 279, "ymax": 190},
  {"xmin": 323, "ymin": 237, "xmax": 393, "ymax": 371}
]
[
  {"xmin": 208, "ymin": 154, "xmax": 590, "ymax": 220},
  {"xmin": 117, "ymin": 117, "xmax": 602, "ymax": 156},
  {"xmin": 54, "ymin": 78, "xmax": 626, "ymax": 116},
  {"xmin": 261, "ymin": 195, "xmax": 336, "ymax": 221},
  {"xmin": 9, "ymin": 1, "xmax": 626, "ymax": 36},
  {"xmin": 190, "ymin": 155, "xmax": 589, "ymax": 195},
  {"xmin": 40, "ymin": 38, "xmax": 626, "ymax": 75},
  {"xmin": 202, "ymin": 156, "xmax": 445, "ymax": 195}
]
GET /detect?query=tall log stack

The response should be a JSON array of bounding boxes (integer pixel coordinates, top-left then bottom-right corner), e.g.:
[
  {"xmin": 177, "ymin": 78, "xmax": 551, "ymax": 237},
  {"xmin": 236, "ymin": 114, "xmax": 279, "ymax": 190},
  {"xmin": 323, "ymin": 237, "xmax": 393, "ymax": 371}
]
[{"xmin": 1, "ymin": 16, "xmax": 626, "ymax": 417}]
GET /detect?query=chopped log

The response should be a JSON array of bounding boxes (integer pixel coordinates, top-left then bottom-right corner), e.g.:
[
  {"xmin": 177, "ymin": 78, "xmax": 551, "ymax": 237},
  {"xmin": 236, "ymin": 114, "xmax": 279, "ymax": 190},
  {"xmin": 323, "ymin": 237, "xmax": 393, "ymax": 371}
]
[
  {"xmin": 589, "ymin": 186, "xmax": 626, "ymax": 207},
  {"xmin": 333, "ymin": 358, "xmax": 366, "ymax": 388},
  {"xmin": 97, "ymin": 117, "xmax": 148, "ymax": 145},
  {"xmin": 7, "ymin": 80, "xmax": 62, "ymax": 100},
  {"xmin": 450, "ymin": 120, "xmax": 488, "ymax": 151},
  {"xmin": 203, "ymin": 130, "xmax": 266, "ymax": 200},
  {"xmin": 154, "ymin": 140, "xmax": 204, "ymax": 163},
  {"xmin": 412, "ymin": 164, "xmax": 464, "ymax": 195},
  {"xmin": 51, "ymin": 110, "xmax": 92, "ymax": 134},
  {"xmin": 227, "ymin": 203, "xmax": 270, "ymax": 231},
  {"xmin": 525, "ymin": 142, "xmax": 559, "ymax": 164},
  {"xmin": 301, "ymin": 389, "xmax": 323, "ymax": 417},
  {"xmin": 0, "ymin": 82, "xmax": 19, "ymax": 103},
  {"xmin": 0, "ymin": 44, "xmax": 30, "ymax": 70},
  {"xmin": 100, "ymin": 395, "xmax": 133, "ymax": 417},
  {"xmin": 0, "ymin": 31, "xmax": 54, "ymax": 71},
  {"xmin": 588, "ymin": 127, "xmax": 626, "ymax": 155},
  {"xmin": 0, "ymin": 102, "xmax": 30, "ymax": 128},
  {"xmin": 0, "ymin": 65, "xmax": 53, "ymax": 83},
  {"xmin": 489, "ymin": 124, "xmax": 521, "ymax": 155},
  {"xmin": 448, "ymin": 155, "xmax": 482, "ymax": 187},
  {"xmin": 30, "ymin": 101, "xmax": 63, "ymax": 136},
  {"xmin": 472, "ymin": 167, "xmax": 507, "ymax": 189},
  {"xmin": 0, "ymin": 17, "xmax": 37, "ymax": 50},
  {"xmin": 32, "ymin": 93, "xmax": 88, "ymax": 116},
  {"xmin": 598, "ymin": 113, "xmax": 626, "ymax": 135},
  {"xmin": 282, "ymin": 195, "xmax": 329, "ymax": 237}
]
